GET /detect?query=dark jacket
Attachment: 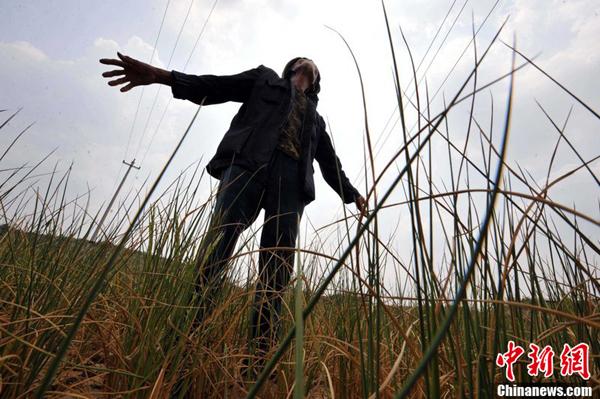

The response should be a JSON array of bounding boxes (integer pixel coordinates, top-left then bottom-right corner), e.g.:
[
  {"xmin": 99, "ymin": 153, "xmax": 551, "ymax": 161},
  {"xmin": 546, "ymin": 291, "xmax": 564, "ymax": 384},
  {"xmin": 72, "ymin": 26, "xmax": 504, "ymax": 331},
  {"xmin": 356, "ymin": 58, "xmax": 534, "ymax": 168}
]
[{"xmin": 171, "ymin": 65, "xmax": 360, "ymax": 205}]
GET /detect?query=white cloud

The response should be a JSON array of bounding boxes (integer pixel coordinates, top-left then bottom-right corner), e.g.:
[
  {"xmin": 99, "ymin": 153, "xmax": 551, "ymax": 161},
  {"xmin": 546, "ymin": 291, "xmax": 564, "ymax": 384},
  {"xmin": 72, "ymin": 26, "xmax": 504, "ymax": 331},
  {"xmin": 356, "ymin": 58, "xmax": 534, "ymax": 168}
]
[{"xmin": 2, "ymin": 40, "xmax": 49, "ymax": 62}]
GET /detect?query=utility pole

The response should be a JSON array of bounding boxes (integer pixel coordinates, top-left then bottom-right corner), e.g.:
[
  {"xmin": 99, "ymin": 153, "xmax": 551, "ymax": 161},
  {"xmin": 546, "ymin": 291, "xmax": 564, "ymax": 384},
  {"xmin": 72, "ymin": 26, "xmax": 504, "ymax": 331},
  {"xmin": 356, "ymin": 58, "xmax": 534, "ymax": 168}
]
[{"xmin": 91, "ymin": 159, "xmax": 140, "ymax": 242}]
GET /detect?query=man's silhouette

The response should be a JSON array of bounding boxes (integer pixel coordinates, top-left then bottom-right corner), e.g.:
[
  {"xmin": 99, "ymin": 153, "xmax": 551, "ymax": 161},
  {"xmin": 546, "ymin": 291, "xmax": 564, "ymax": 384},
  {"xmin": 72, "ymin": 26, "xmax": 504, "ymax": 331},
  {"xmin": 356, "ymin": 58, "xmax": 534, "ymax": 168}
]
[{"xmin": 100, "ymin": 53, "xmax": 366, "ymax": 366}]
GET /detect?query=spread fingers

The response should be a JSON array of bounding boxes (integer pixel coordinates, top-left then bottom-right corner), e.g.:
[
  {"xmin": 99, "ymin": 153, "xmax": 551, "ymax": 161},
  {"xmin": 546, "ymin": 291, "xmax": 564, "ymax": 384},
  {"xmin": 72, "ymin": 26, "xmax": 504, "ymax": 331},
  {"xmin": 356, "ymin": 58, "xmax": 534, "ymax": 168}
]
[
  {"xmin": 99, "ymin": 58, "xmax": 126, "ymax": 68},
  {"xmin": 102, "ymin": 69, "xmax": 126, "ymax": 78},
  {"xmin": 117, "ymin": 52, "xmax": 135, "ymax": 64},
  {"xmin": 108, "ymin": 76, "xmax": 130, "ymax": 86},
  {"xmin": 120, "ymin": 82, "xmax": 135, "ymax": 92}
]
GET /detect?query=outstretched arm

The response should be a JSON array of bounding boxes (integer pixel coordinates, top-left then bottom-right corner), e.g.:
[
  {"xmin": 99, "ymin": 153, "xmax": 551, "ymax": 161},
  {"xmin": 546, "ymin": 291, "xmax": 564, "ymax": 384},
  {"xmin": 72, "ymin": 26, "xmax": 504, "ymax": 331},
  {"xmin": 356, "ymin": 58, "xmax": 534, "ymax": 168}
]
[
  {"xmin": 99, "ymin": 52, "xmax": 172, "ymax": 92},
  {"xmin": 100, "ymin": 52, "xmax": 263, "ymax": 105}
]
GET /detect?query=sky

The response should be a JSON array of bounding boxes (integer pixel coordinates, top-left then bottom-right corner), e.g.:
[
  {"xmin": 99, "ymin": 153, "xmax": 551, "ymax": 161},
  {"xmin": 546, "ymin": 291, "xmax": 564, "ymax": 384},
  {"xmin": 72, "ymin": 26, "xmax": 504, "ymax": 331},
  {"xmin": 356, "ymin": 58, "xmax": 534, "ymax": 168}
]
[{"xmin": 1, "ymin": 0, "xmax": 599, "ymax": 290}]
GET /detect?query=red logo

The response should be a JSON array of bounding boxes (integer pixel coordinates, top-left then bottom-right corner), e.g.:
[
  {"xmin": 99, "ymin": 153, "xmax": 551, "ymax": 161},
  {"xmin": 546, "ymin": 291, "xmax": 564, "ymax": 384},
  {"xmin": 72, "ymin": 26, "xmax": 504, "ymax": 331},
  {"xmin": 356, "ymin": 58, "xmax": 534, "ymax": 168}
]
[
  {"xmin": 496, "ymin": 340, "xmax": 525, "ymax": 381},
  {"xmin": 527, "ymin": 344, "xmax": 555, "ymax": 377},
  {"xmin": 560, "ymin": 343, "xmax": 590, "ymax": 380},
  {"xmin": 497, "ymin": 341, "xmax": 590, "ymax": 381}
]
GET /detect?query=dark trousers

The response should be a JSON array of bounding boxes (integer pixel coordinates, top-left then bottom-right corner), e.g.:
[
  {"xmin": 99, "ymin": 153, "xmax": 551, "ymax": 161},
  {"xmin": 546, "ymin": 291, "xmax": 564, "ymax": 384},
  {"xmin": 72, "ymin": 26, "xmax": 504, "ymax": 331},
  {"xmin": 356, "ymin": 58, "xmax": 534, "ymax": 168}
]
[{"xmin": 193, "ymin": 150, "xmax": 304, "ymax": 356}]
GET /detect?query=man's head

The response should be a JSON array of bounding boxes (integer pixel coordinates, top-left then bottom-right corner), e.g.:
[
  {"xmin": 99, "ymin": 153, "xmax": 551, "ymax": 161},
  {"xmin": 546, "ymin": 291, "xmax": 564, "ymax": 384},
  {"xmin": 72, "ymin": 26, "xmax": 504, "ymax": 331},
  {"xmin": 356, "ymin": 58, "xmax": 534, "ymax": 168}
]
[{"xmin": 282, "ymin": 57, "xmax": 321, "ymax": 94}]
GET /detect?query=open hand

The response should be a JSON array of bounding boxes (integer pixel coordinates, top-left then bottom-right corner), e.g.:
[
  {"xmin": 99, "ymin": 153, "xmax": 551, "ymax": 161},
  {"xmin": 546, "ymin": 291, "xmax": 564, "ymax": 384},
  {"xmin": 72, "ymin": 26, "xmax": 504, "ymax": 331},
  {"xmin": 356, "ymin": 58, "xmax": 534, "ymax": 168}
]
[{"xmin": 99, "ymin": 52, "xmax": 169, "ymax": 92}]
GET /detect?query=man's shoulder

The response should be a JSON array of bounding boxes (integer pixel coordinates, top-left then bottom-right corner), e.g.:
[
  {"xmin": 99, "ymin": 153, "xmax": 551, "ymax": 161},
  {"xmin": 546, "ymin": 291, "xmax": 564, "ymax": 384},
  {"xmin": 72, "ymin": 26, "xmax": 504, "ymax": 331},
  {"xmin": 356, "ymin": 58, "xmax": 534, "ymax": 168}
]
[
  {"xmin": 255, "ymin": 64, "xmax": 280, "ymax": 79},
  {"xmin": 253, "ymin": 65, "xmax": 291, "ymax": 91},
  {"xmin": 315, "ymin": 111, "xmax": 325, "ymax": 127}
]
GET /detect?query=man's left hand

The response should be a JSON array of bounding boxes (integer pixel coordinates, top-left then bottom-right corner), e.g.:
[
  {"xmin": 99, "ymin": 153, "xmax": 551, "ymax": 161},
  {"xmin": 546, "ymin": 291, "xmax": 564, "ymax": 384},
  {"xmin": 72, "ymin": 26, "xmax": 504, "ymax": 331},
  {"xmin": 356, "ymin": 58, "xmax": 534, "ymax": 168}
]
[{"xmin": 355, "ymin": 195, "xmax": 367, "ymax": 217}]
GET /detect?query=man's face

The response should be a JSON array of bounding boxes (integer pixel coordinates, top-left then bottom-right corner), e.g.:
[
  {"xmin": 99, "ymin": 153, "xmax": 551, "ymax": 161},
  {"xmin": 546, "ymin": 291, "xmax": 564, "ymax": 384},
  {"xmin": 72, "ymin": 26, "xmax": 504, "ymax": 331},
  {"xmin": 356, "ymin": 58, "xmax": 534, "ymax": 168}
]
[{"xmin": 291, "ymin": 58, "xmax": 319, "ymax": 87}]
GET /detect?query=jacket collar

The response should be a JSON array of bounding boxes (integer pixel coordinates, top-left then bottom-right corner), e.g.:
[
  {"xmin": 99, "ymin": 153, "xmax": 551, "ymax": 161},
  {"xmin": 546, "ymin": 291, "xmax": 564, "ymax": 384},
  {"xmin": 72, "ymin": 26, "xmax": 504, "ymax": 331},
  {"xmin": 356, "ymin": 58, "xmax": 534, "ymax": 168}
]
[
  {"xmin": 268, "ymin": 75, "xmax": 319, "ymax": 101},
  {"xmin": 267, "ymin": 75, "xmax": 289, "ymax": 89}
]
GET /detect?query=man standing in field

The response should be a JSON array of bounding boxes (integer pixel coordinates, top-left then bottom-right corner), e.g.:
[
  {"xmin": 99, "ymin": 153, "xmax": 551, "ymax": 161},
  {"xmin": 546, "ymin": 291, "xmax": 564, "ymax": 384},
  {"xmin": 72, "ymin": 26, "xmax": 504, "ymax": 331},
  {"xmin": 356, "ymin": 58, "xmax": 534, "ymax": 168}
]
[{"xmin": 100, "ymin": 52, "xmax": 366, "ymax": 368}]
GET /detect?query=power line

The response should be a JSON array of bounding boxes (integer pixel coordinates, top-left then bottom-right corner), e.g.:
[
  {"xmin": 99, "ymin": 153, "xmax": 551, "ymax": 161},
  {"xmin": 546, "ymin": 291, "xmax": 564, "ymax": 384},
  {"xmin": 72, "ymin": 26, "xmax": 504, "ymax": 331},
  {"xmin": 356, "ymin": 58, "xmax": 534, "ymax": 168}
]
[
  {"xmin": 330, "ymin": 0, "xmax": 497, "ymax": 226},
  {"xmin": 133, "ymin": 0, "xmax": 198, "ymax": 161},
  {"xmin": 138, "ymin": 0, "xmax": 219, "ymax": 168},
  {"xmin": 350, "ymin": 0, "xmax": 504, "ymax": 195},
  {"xmin": 110, "ymin": 0, "xmax": 172, "ymax": 195},
  {"xmin": 112, "ymin": 0, "xmax": 219, "ymax": 226}
]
